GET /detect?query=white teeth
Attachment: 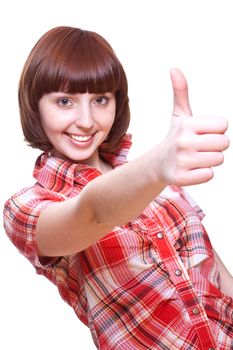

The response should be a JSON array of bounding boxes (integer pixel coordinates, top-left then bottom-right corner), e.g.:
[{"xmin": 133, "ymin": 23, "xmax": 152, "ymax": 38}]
[{"xmin": 69, "ymin": 134, "xmax": 92, "ymax": 142}]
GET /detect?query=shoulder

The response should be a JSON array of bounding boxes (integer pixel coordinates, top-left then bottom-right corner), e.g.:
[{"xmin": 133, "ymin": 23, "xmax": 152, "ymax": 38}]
[
  {"xmin": 3, "ymin": 184, "xmax": 66, "ymax": 260},
  {"xmin": 4, "ymin": 184, "xmax": 66, "ymax": 220}
]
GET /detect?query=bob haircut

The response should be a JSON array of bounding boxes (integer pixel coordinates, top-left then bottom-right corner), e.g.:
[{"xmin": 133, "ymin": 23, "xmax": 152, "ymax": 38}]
[{"xmin": 19, "ymin": 26, "xmax": 130, "ymax": 153}]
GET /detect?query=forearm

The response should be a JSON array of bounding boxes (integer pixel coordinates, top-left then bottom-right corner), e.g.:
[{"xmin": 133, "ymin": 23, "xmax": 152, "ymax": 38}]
[
  {"xmin": 213, "ymin": 248, "xmax": 233, "ymax": 298},
  {"xmin": 79, "ymin": 146, "xmax": 167, "ymax": 228}
]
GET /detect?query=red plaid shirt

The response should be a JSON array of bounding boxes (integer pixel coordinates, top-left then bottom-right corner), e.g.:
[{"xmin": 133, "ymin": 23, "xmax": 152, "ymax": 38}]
[{"xmin": 3, "ymin": 135, "xmax": 233, "ymax": 349}]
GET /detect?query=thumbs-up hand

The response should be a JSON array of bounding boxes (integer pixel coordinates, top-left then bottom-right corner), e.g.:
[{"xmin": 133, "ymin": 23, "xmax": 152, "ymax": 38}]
[{"xmin": 156, "ymin": 68, "xmax": 229, "ymax": 186}]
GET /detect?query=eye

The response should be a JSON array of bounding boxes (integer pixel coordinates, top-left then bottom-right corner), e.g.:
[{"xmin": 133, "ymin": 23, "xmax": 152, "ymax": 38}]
[
  {"xmin": 57, "ymin": 98, "xmax": 72, "ymax": 107},
  {"xmin": 94, "ymin": 96, "xmax": 109, "ymax": 105}
]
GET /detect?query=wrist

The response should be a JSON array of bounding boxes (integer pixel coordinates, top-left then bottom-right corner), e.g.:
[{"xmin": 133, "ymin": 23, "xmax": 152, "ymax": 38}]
[{"xmin": 145, "ymin": 146, "xmax": 170, "ymax": 188}]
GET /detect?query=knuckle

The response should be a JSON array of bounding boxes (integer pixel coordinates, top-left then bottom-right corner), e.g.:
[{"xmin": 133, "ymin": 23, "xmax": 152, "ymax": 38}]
[
  {"xmin": 219, "ymin": 116, "xmax": 228, "ymax": 131},
  {"xmin": 172, "ymin": 173, "xmax": 184, "ymax": 186},
  {"xmin": 177, "ymin": 135, "xmax": 191, "ymax": 150},
  {"xmin": 213, "ymin": 116, "xmax": 228, "ymax": 133},
  {"xmin": 224, "ymin": 135, "xmax": 230, "ymax": 148},
  {"xmin": 176, "ymin": 154, "xmax": 190, "ymax": 169},
  {"xmin": 216, "ymin": 152, "xmax": 224, "ymax": 165},
  {"xmin": 215, "ymin": 135, "xmax": 229, "ymax": 151},
  {"xmin": 202, "ymin": 168, "xmax": 214, "ymax": 184},
  {"xmin": 175, "ymin": 116, "xmax": 191, "ymax": 130},
  {"xmin": 206, "ymin": 168, "xmax": 214, "ymax": 181}
]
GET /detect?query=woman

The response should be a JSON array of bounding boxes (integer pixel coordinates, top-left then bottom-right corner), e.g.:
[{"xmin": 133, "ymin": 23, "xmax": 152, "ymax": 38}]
[{"xmin": 4, "ymin": 26, "xmax": 233, "ymax": 349}]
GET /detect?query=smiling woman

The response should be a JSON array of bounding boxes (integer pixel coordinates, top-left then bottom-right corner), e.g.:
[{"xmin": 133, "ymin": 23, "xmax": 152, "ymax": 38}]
[
  {"xmin": 19, "ymin": 26, "xmax": 130, "ymax": 153},
  {"xmin": 38, "ymin": 91, "xmax": 116, "ymax": 169},
  {"xmin": 3, "ymin": 25, "xmax": 233, "ymax": 350}
]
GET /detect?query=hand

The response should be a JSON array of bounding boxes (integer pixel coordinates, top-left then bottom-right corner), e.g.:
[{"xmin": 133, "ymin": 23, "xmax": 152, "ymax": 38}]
[{"xmin": 156, "ymin": 68, "xmax": 229, "ymax": 186}]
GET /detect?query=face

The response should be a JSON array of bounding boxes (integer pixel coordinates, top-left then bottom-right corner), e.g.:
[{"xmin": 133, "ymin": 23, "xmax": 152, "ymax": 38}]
[{"xmin": 38, "ymin": 92, "xmax": 116, "ymax": 168}]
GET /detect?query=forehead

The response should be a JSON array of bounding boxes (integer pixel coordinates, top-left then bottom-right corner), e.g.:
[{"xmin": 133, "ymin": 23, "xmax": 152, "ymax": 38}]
[{"xmin": 34, "ymin": 32, "xmax": 122, "ymax": 97}]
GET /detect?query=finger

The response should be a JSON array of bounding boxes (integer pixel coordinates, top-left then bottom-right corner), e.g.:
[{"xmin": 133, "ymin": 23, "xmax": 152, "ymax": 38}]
[
  {"xmin": 177, "ymin": 168, "xmax": 214, "ymax": 186},
  {"xmin": 170, "ymin": 68, "xmax": 193, "ymax": 117},
  {"xmin": 193, "ymin": 134, "xmax": 229, "ymax": 152},
  {"xmin": 191, "ymin": 116, "xmax": 228, "ymax": 134},
  {"xmin": 187, "ymin": 152, "xmax": 224, "ymax": 169}
]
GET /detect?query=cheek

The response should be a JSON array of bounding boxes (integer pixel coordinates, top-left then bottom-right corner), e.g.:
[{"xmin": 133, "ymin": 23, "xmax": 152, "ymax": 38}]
[
  {"xmin": 106, "ymin": 105, "xmax": 116, "ymax": 128},
  {"xmin": 104, "ymin": 114, "xmax": 115, "ymax": 131},
  {"xmin": 41, "ymin": 119, "xmax": 62, "ymax": 142},
  {"xmin": 40, "ymin": 116, "xmax": 55, "ymax": 136},
  {"xmin": 41, "ymin": 112, "xmax": 69, "ymax": 135}
]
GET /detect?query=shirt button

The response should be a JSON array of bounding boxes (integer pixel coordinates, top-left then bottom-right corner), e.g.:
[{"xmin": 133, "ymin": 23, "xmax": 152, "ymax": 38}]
[
  {"xmin": 175, "ymin": 269, "xmax": 182, "ymax": 276},
  {"xmin": 156, "ymin": 232, "xmax": 164, "ymax": 239},
  {"xmin": 192, "ymin": 307, "xmax": 200, "ymax": 315}
]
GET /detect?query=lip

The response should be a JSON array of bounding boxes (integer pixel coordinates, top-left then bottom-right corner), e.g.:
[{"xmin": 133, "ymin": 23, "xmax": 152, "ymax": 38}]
[
  {"xmin": 67, "ymin": 133, "xmax": 93, "ymax": 141},
  {"xmin": 65, "ymin": 132, "xmax": 96, "ymax": 148}
]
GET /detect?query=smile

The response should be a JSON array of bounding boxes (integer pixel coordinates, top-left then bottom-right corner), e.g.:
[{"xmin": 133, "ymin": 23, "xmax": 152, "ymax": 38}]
[{"xmin": 67, "ymin": 133, "xmax": 94, "ymax": 142}]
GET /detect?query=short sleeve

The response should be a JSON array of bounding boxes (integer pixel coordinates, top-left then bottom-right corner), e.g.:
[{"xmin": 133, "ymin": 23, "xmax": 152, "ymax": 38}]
[
  {"xmin": 3, "ymin": 184, "xmax": 66, "ymax": 271},
  {"xmin": 3, "ymin": 184, "xmax": 89, "ymax": 324}
]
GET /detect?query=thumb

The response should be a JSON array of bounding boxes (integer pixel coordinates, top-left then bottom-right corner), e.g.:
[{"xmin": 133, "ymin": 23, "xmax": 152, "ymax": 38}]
[{"xmin": 170, "ymin": 68, "xmax": 192, "ymax": 117}]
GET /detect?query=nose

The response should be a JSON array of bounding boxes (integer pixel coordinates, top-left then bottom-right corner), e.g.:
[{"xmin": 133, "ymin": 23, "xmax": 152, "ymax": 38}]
[{"xmin": 74, "ymin": 103, "xmax": 94, "ymax": 129}]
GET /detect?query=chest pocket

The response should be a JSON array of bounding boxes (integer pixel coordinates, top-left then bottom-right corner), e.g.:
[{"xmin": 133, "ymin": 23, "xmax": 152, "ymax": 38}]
[{"xmin": 143, "ymin": 193, "xmax": 212, "ymax": 271}]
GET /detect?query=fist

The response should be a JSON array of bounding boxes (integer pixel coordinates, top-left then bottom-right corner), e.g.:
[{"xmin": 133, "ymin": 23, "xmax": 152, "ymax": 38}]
[{"xmin": 156, "ymin": 68, "xmax": 229, "ymax": 186}]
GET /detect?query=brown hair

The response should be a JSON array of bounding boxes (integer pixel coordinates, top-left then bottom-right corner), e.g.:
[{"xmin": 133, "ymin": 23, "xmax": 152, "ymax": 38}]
[{"xmin": 19, "ymin": 26, "xmax": 130, "ymax": 152}]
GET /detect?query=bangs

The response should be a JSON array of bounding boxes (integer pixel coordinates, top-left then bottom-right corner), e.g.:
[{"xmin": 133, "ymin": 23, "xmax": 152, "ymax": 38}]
[
  {"xmin": 34, "ymin": 28, "xmax": 126, "ymax": 96},
  {"xmin": 59, "ymin": 51, "xmax": 123, "ymax": 94}
]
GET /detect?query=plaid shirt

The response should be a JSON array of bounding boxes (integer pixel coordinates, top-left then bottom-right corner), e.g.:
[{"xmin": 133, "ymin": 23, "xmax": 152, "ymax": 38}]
[{"xmin": 3, "ymin": 135, "xmax": 233, "ymax": 349}]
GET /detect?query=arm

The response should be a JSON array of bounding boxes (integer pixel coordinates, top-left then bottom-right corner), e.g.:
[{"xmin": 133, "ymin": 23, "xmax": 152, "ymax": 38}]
[
  {"xmin": 213, "ymin": 248, "xmax": 233, "ymax": 298},
  {"xmin": 37, "ymin": 150, "xmax": 167, "ymax": 256},
  {"xmin": 36, "ymin": 69, "xmax": 229, "ymax": 257}
]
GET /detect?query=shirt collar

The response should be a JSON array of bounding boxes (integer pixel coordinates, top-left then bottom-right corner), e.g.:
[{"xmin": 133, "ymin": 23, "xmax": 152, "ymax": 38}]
[{"xmin": 33, "ymin": 134, "xmax": 132, "ymax": 196}]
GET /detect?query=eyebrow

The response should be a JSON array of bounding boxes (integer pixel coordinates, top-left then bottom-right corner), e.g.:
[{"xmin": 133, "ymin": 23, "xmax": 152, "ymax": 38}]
[{"xmin": 49, "ymin": 91, "xmax": 114, "ymax": 98}]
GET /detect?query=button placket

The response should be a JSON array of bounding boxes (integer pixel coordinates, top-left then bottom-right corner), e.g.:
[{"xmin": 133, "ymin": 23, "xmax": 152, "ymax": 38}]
[
  {"xmin": 151, "ymin": 221, "xmax": 216, "ymax": 348},
  {"xmin": 175, "ymin": 269, "xmax": 182, "ymax": 277},
  {"xmin": 156, "ymin": 232, "xmax": 164, "ymax": 239},
  {"xmin": 192, "ymin": 307, "xmax": 200, "ymax": 315},
  {"xmin": 155, "ymin": 231, "xmax": 185, "ymax": 283}
]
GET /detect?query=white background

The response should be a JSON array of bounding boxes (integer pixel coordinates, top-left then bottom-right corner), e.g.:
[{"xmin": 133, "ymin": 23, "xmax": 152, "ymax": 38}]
[{"xmin": 0, "ymin": 1, "xmax": 233, "ymax": 349}]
